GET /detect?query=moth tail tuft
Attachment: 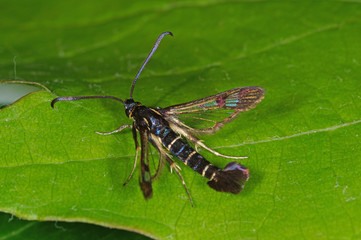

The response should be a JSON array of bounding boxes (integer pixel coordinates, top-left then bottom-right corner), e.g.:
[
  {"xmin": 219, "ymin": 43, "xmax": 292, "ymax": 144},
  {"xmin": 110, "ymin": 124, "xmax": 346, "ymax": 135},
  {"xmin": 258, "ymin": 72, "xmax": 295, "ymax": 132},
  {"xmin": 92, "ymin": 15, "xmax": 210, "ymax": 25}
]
[{"xmin": 207, "ymin": 162, "xmax": 249, "ymax": 194}]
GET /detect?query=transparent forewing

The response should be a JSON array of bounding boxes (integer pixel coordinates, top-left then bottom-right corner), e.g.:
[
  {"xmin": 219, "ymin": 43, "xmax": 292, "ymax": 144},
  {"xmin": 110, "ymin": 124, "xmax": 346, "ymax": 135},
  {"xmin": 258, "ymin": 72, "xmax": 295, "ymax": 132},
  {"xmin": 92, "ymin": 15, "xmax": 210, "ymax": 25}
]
[{"xmin": 160, "ymin": 87, "xmax": 265, "ymax": 134}]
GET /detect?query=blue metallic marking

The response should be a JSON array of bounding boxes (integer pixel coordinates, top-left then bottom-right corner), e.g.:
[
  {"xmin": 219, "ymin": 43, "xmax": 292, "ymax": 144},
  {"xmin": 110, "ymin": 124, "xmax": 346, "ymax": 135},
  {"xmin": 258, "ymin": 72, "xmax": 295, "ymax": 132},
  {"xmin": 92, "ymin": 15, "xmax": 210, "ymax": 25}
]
[
  {"xmin": 174, "ymin": 145, "xmax": 185, "ymax": 156},
  {"xmin": 150, "ymin": 116, "xmax": 159, "ymax": 126},
  {"xmin": 193, "ymin": 158, "xmax": 202, "ymax": 171},
  {"xmin": 204, "ymin": 102, "xmax": 217, "ymax": 107},
  {"xmin": 226, "ymin": 103, "xmax": 237, "ymax": 107}
]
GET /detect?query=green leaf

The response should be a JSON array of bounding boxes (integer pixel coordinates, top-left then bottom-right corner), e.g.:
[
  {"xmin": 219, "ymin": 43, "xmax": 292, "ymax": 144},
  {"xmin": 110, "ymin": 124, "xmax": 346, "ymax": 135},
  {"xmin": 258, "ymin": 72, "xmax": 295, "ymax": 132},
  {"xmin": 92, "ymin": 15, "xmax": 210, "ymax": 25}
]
[{"xmin": 1, "ymin": 1, "xmax": 361, "ymax": 239}]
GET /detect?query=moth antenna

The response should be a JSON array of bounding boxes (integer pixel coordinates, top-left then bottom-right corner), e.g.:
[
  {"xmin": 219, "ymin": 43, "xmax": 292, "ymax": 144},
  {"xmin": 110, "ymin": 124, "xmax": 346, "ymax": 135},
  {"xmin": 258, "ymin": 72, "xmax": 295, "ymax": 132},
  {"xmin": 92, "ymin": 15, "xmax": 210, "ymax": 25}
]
[
  {"xmin": 129, "ymin": 31, "xmax": 173, "ymax": 99},
  {"xmin": 51, "ymin": 96, "xmax": 124, "ymax": 108}
]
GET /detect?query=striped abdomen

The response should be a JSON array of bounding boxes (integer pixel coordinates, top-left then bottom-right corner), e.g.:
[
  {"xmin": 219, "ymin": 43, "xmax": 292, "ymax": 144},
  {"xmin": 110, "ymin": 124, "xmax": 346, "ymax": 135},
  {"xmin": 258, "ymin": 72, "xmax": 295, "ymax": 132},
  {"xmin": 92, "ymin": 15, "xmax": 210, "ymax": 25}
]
[{"xmin": 147, "ymin": 111, "xmax": 249, "ymax": 194}]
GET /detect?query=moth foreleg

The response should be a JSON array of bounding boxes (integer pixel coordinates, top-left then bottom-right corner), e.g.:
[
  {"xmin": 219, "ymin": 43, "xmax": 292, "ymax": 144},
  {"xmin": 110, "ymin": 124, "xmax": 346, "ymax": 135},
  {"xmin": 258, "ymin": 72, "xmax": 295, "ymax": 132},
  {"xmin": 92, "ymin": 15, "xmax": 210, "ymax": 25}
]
[{"xmin": 95, "ymin": 124, "xmax": 132, "ymax": 135}]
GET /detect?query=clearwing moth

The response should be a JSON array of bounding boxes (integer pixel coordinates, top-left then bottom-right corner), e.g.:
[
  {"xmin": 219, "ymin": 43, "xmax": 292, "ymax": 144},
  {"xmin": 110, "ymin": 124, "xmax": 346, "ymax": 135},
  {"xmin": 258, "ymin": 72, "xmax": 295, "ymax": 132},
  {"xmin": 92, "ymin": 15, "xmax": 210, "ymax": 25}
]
[{"xmin": 51, "ymin": 32, "xmax": 265, "ymax": 206}]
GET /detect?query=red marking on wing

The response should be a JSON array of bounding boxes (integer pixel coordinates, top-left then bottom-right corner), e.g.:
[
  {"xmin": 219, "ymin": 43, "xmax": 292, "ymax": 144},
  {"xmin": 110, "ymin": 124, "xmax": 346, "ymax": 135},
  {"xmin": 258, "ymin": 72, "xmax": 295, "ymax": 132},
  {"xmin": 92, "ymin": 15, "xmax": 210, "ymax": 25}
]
[{"xmin": 216, "ymin": 96, "xmax": 226, "ymax": 107}]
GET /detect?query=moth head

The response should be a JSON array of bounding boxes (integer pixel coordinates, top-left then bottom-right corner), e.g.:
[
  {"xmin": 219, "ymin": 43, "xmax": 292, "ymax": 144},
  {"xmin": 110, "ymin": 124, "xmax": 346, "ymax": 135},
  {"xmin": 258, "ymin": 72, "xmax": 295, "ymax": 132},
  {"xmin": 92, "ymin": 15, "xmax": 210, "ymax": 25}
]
[{"xmin": 124, "ymin": 98, "xmax": 140, "ymax": 118}]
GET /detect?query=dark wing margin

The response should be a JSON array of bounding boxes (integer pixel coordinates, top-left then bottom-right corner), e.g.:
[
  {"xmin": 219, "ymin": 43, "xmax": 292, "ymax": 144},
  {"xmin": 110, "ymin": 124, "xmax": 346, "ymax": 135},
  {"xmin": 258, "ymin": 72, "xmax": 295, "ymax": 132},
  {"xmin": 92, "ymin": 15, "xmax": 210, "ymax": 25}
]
[{"xmin": 159, "ymin": 87, "xmax": 265, "ymax": 134}]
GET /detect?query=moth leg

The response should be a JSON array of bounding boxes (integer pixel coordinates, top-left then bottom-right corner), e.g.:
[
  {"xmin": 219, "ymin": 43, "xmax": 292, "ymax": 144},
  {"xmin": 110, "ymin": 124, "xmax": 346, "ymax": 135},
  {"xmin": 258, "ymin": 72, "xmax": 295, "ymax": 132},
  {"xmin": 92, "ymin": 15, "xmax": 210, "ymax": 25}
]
[
  {"xmin": 123, "ymin": 145, "xmax": 139, "ymax": 186},
  {"xmin": 148, "ymin": 135, "xmax": 166, "ymax": 180},
  {"xmin": 165, "ymin": 156, "xmax": 193, "ymax": 207},
  {"xmin": 194, "ymin": 143, "xmax": 200, "ymax": 152},
  {"xmin": 149, "ymin": 134, "xmax": 193, "ymax": 206},
  {"xmin": 165, "ymin": 153, "xmax": 192, "ymax": 206},
  {"xmin": 123, "ymin": 124, "xmax": 139, "ymax": 186},
  {"xmin": 169, "ymin": 160, "xmax": 182, "ymax": 174},
  {"xmin": 195, "ymin": 141, "xmax": 248, "ymax": 160},
  {"xmin": 151, "ymin": 154, "xmax": 165, "ymax": 181},
  {"xmin": 95, "ymin": 124, "xmax": 132, "ymax": 135},
  {"xmin": 169, "ymin": 121, "xmax": 248, "ymax": 160}
]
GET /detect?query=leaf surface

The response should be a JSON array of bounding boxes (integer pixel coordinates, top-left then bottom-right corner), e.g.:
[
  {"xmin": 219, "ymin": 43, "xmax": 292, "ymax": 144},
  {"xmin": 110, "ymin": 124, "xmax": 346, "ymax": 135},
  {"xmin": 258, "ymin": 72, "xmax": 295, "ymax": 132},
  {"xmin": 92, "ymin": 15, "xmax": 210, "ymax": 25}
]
[{"xmin": 1, "ymin": 1, "xmax": 361, "ymax": 239}]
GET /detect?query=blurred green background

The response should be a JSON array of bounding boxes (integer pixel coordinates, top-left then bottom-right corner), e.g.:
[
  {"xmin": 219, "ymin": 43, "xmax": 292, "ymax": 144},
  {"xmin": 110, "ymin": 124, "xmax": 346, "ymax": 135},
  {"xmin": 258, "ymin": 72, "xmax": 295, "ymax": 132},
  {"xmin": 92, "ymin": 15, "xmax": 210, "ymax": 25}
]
[{"xmin": 1, "ymin": 1, "xmax": 361, "ymax": 239}]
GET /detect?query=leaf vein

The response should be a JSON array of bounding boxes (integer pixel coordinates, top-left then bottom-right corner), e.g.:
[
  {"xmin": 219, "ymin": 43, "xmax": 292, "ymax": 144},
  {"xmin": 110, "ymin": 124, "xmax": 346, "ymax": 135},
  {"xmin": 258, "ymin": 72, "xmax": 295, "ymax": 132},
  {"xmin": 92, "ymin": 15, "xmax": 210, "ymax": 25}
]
[{"xmin": 216, "ymin": 119, "xmax": 361, "ymax": 149}]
